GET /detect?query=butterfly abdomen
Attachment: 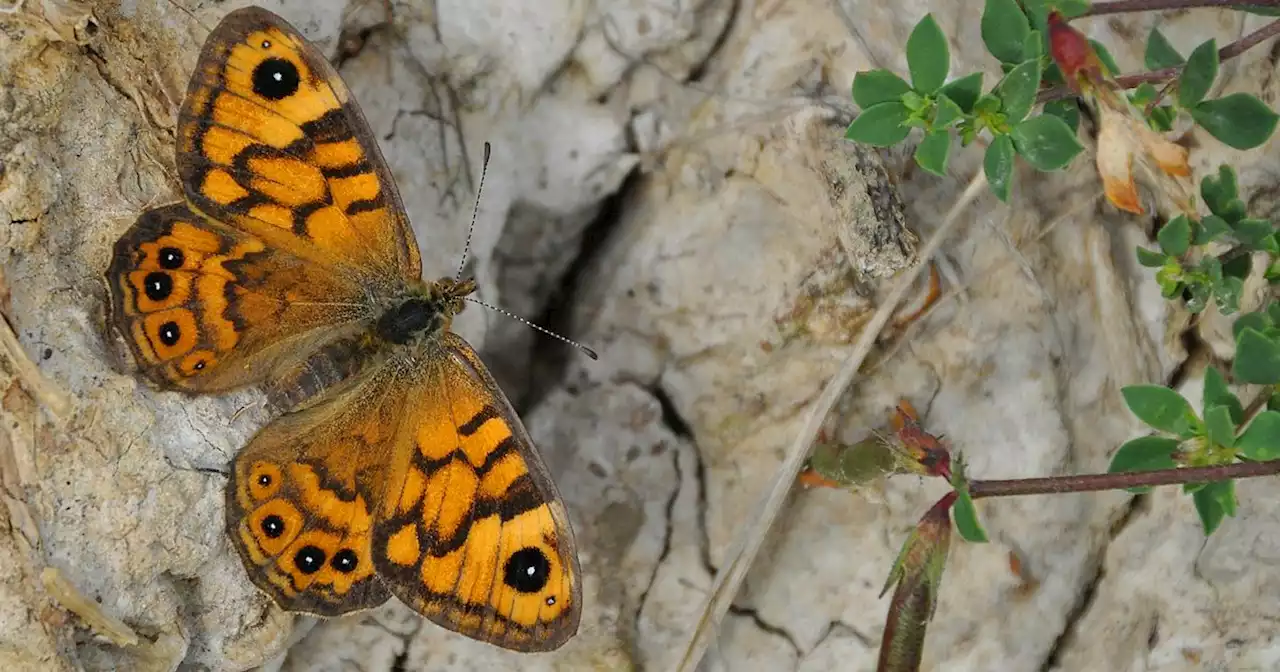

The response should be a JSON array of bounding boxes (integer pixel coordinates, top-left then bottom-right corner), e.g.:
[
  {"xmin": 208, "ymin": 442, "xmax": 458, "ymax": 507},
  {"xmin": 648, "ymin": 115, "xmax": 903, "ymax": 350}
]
[{"xmin": 266, "ymin": 333, "xmax": 379, "ymax": 410}]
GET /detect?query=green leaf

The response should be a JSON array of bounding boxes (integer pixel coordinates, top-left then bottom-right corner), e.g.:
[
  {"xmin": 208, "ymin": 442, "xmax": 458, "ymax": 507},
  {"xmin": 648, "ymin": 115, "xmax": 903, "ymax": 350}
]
[
  {"xmin": 974, "ymin": 93, "xmax": 1002, "ymax": 116},
  {"xmin": 1131, "ymin": 82, "xmax": 1160, "ymax": 106},
  {"xmin": 985, "ymin": 134, "xmax": 1016, "ymax": 203},
  {"xmin": 1157, "ymin": 215, "xmax": 1192, "ymax": 257},
  {"xmin": 1233, "ymin": 218, "xmax": 1275, "ymax": 247},
  {"xmin": 1147, "ymin": 105, "xmax": 1178, "ymax": 133},
  {"xmin": 845, "ymin": 102, "xmax": 911, "ymax": 146},
  {"xmin": 1268, "ymin": 258, "xmax": 1280, "ymax": 283},
  {"xmin": 1201, "ymin": 165, "xmax": 1244, "ymax": 222},
  {"xmin": 1108, "ymin": 436, "xmax": 1179, "ymax": 494},
  {"xmin": 915, "ymin": 130, "xmax": 952, "ymax": 176},
  {"xmin": 1242, "ymin": 6, "xmax": 1280, "ymax": 16},
  {"xmin": 1192, "ymin": 94, "xmax": 1280, "ymax": 150},
  {"xmin": 852, "ymin": 69, "xmax": 913, "ymax": 109},
  {"xmin": 1178, "ymin": 39, "xmax": 1219, "ymax": 108},
  {"xmin": 1042, "ymin": 62, "xmax": 1064, "ymax": 86},
  {"xmin": 1193, "ymin": 480, "xmax": 1235, "ymax": 535},
  {"xmin": 952, "ymin": 488, "xmax": 988, "ymax": 543},
  {"xmin": 1233, "ymin": 311, "xmax": 1272, "ymax": 341},
  {"xmin": 938, "ymin": 73, "xmax": 983, "ymax": 113},
  {"xmin": 1203, "ymin": 366, "xmax": 1243, "ymax": 424},
  {"xmin": 1090, "ymin": 39, "xmax": 1120, "ymax": 76},
  {"xmin": 996, "ymin": 60, "xmax": 1042, "ymax": 123},
  {"xmin": 1145, "ymin": 27, "xmax": 1185, "ymax": 70},
  {"xmin": 1122, "ymin": 385, "xmax": 1198, "ymax": 437},
  {"xmin": 982, "ymin": 0, "xmax": 1032, "ymax": 64},
  {"xmin": 1042, "ymin": 99, "xmax": 1080, "ymax": 133},
  {"xmin": 1011, "ymin": 115, "xmax": 1084, "ymax": 171},
  {"xmin": 1196, "ymin": 215, "xmax": 1231, "ymax": 244},
  {"xmin": 907, "ymin": 15, "xmax": 950, "ymax": 93},
  {"xmin": 1216, "ymin": 276, "xmax": 1244, "ymax": 314},
  {"xmin": 1237, "ymin": 410, "xmax": 1280, "ymax": 460},
  {"xmin": 1021, "ymin": 29, "xmax": 1043, "ymax": 64},
  {"xmin": 1234, "ymin": 328, "xmax": 1280, "ymax": 384},
  {"xmin": 1204, "ymin": 405, "xmax": 1236, "ymax": 449},
  {"xmin": 933, "ymin": 95, "xmax": 965, "ymax": 128},
  {"xmin": 1136, "ymin": 246, "xmax": 1167, "ymax": 268}
]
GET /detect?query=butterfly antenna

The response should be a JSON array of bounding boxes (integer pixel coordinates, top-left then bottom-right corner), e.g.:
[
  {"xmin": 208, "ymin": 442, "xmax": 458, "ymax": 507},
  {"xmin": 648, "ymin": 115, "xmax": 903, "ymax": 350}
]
[
  {"xmin": 455, "ymin": 142, "xmax": 491, "ymax": 282},
  {"xmin": 465, "ymin": 296, "xmax": 599, "ymax": 360}
]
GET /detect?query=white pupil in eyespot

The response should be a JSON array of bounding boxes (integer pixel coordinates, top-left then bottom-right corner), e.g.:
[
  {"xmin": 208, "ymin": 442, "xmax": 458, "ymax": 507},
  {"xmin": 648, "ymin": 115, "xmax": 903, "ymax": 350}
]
[
  {"xmin": 273, "ymin": 72, "xmax": 283, "ymax": 81},
  {"xmin": 262, "ymin": 40, "xmax": 271, "ymax": 48}
]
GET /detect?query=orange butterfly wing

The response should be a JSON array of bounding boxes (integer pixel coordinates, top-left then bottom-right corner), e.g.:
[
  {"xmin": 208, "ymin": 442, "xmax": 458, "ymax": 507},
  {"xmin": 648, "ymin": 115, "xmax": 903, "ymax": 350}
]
[
  {"xmin": 175, "ymin": 6, "xmax": 420, "ymax": 286},
  {"xmin": 106, "ymin": 203, "xmax": 370, "ymax": 392},
  {"xmin": 373, "ymin": 333, "xmax": 582, "ymax": 651}
]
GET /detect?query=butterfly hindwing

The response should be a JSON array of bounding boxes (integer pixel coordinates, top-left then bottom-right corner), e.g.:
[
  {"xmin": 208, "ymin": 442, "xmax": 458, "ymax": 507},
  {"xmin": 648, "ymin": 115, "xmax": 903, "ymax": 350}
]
[
  {"xmin": 225, "ymin": 369, "xmax": 401, "ymax": 616},
  {"xmin": 175, "ymin": 6, "xmax": 421, "ymax": 286},
  {"xmin": 106, "ymin": 203, "xmax": 369, "ymax": 392},
  {"xmin": 373, "ymin": 333, "xmax": 582, "ymax": 652}
]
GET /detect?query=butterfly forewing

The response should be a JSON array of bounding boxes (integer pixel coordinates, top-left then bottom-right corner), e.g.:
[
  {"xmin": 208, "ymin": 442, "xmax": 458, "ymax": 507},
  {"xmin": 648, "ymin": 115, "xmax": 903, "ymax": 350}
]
[
  {"xmin": 176, "ymin": 6, "xmax": 421, "ymax": 287},
  {"xmin": 107, "ymin": 203, "xmax": 370, "ymax": 392}
]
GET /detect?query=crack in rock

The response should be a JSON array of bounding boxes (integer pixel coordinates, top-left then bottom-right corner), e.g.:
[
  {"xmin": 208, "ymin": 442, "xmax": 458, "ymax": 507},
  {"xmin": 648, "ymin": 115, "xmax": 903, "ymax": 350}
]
[{"xmin": 726, "ymin": 603, "xmax": 802, "ymax": 658}]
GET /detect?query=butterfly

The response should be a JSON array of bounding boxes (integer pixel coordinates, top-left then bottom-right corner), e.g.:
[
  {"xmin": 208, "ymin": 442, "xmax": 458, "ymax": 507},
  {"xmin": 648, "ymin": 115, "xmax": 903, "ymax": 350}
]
[{"xmin": 104, "ymin": 6, "xmax": 581, "ymax": 652}]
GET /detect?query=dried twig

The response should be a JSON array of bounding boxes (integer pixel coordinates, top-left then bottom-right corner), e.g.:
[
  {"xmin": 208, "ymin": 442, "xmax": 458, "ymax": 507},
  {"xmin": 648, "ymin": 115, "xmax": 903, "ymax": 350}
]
[{"xmin": 0, "ymin": 316, "xmax": 71, "ymax": 419}]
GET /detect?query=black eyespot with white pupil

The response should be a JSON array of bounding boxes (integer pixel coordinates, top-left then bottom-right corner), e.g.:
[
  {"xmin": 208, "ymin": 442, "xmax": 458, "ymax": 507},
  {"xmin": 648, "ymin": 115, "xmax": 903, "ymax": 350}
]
[
  {"xmin": 503, "ymin": 547, "xmax": 551, "ymax": 593},
  {"xmin": 294, "ymin": 546, "xmax": 325, "ymax": 574},
  {"xmin": 261, "ymin": 515, "xmax": 284, "ymax": 539},
  {"xmin": 257, "ymin": 473, "xmax": 272, "ymax": 487},
  {"xmin": 331, "ymin": 549, "xmax": 358, "ymax": 573},
  {"xmin": 158, "ymin": 321, "xmax": 181, "ymax": 346},
  {"xmin": 143, "ymin": 272, "xmax": 172, "ymax": 301},
  {"xmin": 158, "ymin": 247, "xmax": 184, "ymax": 269},
  {"xmin": 252, "ymin": 57, "xmax": 300, "ymax": 100}
]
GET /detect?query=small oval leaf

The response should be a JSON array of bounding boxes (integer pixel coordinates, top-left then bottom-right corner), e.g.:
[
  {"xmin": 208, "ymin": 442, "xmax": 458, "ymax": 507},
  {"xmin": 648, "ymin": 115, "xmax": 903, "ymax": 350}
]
[
  {"xmin": 985, "ymin": 134, "xmax": 1016, "ymax": 202},
  {"xmin": 1178, "ymin": 39, "xmax": 1219, "ymax": 108},
  {"xmin": 906, "ymin": 15, "xmax": 950, "ymax": 93},
  {"xmin": 1121, "ymin": 385, "xmax": 1198, "ymax": 436},
  {"xmin": 1011, "ymin": 115, "xmax": 1084, "ymax": 171},
  {"xmin": 1237, "ymin": 410, "xmax": 1280, "ymax": 460},
  {"xmin": 1192, "ymin": 94, "xmax": 1280, "ymax": 150},
  {"xmin": 853, "ymin": 69, "xmax": 913, "ymax": 109},
  {"xmin": 1108, "ymin": 436, "xmax": 1179, "ymax": 494},
  {"xmin": 846, "ymin": 102, "xmax": 912, "ymax": 146}
]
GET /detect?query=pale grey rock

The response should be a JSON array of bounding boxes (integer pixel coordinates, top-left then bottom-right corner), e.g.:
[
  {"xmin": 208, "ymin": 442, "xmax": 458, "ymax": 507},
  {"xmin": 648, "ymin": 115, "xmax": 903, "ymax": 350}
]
[{"xmin": 3, "ymin": 0, "xmax": 1279, "ymax": 671}]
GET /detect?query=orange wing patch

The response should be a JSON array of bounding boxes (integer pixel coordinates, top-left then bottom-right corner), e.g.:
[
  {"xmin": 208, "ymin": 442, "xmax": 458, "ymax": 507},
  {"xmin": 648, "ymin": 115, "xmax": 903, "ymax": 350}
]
[
  {"xmin": 372, "ymin": 335, "xmax": 581, "ymax": 652},
  {"xmin": 173, "ymin": 6, "xmax": 420, "ymax": 283}
]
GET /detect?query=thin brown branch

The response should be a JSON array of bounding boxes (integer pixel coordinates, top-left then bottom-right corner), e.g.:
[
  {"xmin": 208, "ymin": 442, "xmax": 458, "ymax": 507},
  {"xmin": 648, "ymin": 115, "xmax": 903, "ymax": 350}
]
[
  {"xmin": 1082, "ymin": 0, "xmax": 1280, "ymax": 17},
  {"xmin": 968, "ymin": 459, "xmax": 1280, "ymax": 498},
  {"xmin": 1039, "ymin": 17, "xmax": 1280, "ymax": 102}
]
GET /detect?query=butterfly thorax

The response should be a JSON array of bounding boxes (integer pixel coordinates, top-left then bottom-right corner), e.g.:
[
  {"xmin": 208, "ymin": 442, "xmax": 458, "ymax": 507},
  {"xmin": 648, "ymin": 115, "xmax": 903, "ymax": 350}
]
[
  {"xmin": 375, "ymin": 277, "xmax": 477, "ymax": 345},
  {"xmin": 265, "ymin": 277, "xmax": 475, "ymax": 410}
]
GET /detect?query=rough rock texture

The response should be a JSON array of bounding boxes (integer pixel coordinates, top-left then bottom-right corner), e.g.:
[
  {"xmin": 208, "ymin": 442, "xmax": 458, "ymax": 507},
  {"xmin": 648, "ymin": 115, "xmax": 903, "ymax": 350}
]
[{"xmin": 4, "ymin": 0, "xmax": 1280, "ymax": 670}]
